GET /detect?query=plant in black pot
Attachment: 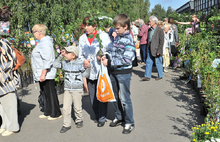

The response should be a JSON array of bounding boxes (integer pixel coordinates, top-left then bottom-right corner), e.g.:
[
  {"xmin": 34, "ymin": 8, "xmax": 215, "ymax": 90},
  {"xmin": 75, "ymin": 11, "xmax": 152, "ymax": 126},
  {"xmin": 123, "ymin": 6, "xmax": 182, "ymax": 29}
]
[{"xmin": 54, "ymin": 69, "xmax": 64, "ymax": 95}]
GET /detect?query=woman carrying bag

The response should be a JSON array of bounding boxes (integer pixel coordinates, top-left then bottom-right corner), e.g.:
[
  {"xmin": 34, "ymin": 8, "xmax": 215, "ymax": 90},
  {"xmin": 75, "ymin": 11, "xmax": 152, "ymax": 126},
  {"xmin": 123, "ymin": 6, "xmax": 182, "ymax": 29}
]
[
  {"xmin": 0, "ymin": 38, "xmax": 20, "ymax": 136},
  {"xmin": 78, "ymin": 16, "xmax": 112, "ymax": 127}
]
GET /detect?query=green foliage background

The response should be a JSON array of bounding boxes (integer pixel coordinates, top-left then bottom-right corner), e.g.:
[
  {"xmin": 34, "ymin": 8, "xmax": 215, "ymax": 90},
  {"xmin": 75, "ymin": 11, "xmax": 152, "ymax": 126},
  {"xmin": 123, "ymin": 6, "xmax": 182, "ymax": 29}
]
[{"xmin": 0, "ymin": 0, "xmax": 151, "ymax": 52}]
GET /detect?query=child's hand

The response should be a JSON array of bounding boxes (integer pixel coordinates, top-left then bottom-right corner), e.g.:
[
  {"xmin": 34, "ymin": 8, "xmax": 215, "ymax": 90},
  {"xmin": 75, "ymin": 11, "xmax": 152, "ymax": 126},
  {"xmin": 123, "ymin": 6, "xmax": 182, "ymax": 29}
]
[
  {"xmin": 84, "ymin": 59, "xmax": 90, "ymax": 68},
  {"xmin": 97, "ymin": 56, "xmax": 101, "ymax": 61},
  {"xmin": 112, "ymin": 32, "xmax": 117, "ymax": 39},
  {"xmin": 102, "ymin": 56, "xmax": 108, "ymax": 66},
  {"xmin": 61, "ymin": 50, "xmax": 66, "ymax": 57}
]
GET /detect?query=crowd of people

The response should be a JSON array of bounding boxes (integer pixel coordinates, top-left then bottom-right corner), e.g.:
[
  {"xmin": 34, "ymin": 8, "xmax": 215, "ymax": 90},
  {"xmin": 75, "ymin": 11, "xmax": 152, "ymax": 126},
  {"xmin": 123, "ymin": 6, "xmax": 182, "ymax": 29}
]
[{"xmin": 0, "ymin": 13, "xmax": 201, "ymax": 137}]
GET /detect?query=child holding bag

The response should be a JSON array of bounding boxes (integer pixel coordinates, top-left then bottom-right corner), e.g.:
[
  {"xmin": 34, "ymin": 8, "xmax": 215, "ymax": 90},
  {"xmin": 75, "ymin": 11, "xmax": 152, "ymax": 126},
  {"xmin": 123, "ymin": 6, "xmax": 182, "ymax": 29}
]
[{"xmin": 102, "ymin": 14, "xmax": 136, "ymax": 134}]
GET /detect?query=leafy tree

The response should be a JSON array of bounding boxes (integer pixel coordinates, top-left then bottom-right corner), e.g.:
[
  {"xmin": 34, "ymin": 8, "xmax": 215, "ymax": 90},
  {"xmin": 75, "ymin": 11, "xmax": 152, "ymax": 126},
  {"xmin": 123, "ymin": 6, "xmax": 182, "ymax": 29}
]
[
  {"xmin": 0, "ymin": 0, "xmax": 151, "ymax": 54},
  {"xmin": 166, "ymin": 6, "xmax": 176, "ymax": 17},
  {"xmin": 150, "ymin": 4, "xmax": 166, "ymax": 20},
  {"xmin": 134, "ymin": 0, "xmax": 150, "ymax": 22}
]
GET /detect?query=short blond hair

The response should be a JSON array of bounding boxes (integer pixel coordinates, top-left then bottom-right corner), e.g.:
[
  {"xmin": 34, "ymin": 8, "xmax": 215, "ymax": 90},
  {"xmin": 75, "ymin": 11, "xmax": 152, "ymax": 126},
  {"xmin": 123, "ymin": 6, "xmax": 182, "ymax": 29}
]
[
  {"xmin": 157, "ymin": 21, "xmax": 163, "ymax": 26},
  {"xmin": 191, "ymin": 15, "xmax": 198, "ymax": 19},
  {"xmin": 32, "ymin": 24, "xmax": 47, "ymax": 35},
  {"xmin": 163, "ymin": 18, "xmax": 168, "ymax": 22},
  {"xmin": 163, "ymin": 23, "xmax": 171, "ymax": 29}
]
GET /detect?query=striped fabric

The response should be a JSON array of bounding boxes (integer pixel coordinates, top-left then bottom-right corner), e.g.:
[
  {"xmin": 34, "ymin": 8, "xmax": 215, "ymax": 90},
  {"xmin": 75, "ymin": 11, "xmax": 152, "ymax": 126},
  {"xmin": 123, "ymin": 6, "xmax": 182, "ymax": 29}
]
[
  {"xmin": 0, "ymin": 38, "xmax": 18, "ymax": 96},
  {"xmin": 107, "ymin": 31, "xmax": 136, "ymax": 70}
]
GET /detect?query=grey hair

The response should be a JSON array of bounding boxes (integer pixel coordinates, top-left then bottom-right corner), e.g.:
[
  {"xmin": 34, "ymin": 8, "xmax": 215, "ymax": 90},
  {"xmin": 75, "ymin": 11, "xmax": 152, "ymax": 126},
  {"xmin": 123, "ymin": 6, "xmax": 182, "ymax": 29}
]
[
  {"xmin": 139, "ymin": 19, "xmax": 144, "ymax": 25},
  {"xmin": 149, "ymin": 16, "xmax": 158, "ymax": 24}
]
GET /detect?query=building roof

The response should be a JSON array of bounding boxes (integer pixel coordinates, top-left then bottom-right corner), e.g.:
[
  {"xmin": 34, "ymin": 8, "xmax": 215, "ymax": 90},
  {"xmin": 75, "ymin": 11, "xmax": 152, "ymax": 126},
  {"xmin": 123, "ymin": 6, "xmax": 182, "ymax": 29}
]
[{"xmin": 176, "ymin": 0, "xmax": 194, "ymax": 14}]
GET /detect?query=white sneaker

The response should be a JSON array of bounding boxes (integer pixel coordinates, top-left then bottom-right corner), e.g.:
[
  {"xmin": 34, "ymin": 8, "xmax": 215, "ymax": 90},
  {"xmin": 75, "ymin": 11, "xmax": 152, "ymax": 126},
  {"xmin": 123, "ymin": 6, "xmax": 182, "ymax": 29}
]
[
  {"xmin": 39, "ymin": 115, "xmax": 49, "ymax": 119},
  {"xmin": 164, "ymin": 69, "xmax": 168, "ymax": 73},
  {"xmin": 48, "ymin": 115, "xmax": 62, "ymax": 121},
  {"xmin": 122, "ymin": 124, "xmax": 135, "ymax": 134},
  {"xmin": 2, "ymin": 131, "xmax": 14, "ymax": 136},
  {"xmin": 0, "ymin": 128, "xmax": 6, "ymax": 134}
]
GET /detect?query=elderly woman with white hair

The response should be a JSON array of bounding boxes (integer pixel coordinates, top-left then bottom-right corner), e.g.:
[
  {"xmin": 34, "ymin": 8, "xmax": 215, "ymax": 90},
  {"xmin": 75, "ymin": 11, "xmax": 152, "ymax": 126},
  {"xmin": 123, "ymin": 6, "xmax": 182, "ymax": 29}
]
[
  {"xmin": 142, "ymin": 16, "xmax": 164, "ymax": 81},
  {"xmin": 31, "ymin": 24, "xmax": 62, "ymax": 120}
]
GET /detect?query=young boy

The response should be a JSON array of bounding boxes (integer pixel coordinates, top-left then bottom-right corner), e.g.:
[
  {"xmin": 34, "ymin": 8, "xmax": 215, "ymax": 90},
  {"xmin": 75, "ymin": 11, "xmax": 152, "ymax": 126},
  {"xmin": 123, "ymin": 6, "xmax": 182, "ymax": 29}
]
[
  {"xmin": 53, "ymin": 46, "xmax": 90, "ymax": 133},
  {"xmin": 105, "ymin": 25, "xmax": 119, "ymax": 43},
  {"xmin": 102, "ymin": 13, "xmax": 135, "ymax": 134}
]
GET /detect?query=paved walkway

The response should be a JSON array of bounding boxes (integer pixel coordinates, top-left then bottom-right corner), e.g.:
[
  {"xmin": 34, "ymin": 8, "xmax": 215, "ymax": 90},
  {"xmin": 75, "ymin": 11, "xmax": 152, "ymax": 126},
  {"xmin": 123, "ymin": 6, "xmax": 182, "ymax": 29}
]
[{"xmin": 1, "ymin": 62, "xmax": 204, "ymax": 142}]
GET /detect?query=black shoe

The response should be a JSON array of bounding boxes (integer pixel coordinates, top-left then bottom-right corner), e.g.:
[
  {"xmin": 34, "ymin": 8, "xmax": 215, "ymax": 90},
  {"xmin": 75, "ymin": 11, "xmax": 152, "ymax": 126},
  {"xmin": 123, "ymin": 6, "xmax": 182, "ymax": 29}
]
[
  {"xmin": 76, "ymin": 121, "xmax": 83, "ymax": 128},
  {"xmin": 155, "ymin": 77, "xmax": 162, "ymax": 81},
  {"xmin": 97, "ymin": 121, "xmax": 105, "ymax": 127},
  {"xmin": 122, "ymin": 124, "xmax": 135, "ymax": 134},
  {"xmin": 109, "ymin": 118, "xmax": 123, "ymax": 127},
  {"xmin": 142, "ymin": 77, "xmax": 150, "ymax": 81},
  {"xmin": 60, "ymin": 126, "xmax": 71, "ymax": 133}
]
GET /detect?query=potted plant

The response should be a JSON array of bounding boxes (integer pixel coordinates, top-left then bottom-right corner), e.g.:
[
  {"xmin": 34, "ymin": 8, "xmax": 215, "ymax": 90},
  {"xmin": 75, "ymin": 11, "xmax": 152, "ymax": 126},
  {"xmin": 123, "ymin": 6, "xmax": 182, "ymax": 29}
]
[{"xmin": 54, "ymin": 69, "xmax": 64, "ymax": 95}]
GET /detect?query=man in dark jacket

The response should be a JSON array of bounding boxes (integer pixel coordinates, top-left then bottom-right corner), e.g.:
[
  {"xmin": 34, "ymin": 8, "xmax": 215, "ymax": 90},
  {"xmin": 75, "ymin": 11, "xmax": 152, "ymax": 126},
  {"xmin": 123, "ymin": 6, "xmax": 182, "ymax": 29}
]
[{"xmin": 142, "ymin": 16, "xmax": 164, "ymax": 81}]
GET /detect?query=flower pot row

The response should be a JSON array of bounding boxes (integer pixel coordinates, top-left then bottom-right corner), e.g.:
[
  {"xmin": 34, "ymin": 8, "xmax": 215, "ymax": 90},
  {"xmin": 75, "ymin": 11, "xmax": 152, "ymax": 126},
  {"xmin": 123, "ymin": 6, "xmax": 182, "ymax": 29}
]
[
  {"xmin": 18, "ymin": 70, "xmax": 34, "ymax": 89},
  {"xmin": 190, "ymin": 78, "xmax": 208, "ymax": 117}
]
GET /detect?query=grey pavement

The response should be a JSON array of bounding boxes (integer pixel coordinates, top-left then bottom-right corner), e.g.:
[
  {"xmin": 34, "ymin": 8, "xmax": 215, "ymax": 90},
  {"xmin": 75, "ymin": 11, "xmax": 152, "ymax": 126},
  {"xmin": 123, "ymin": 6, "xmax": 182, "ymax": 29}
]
[{"xmin": 1, "ymin": 61, "xmax": 204, "ymax": 142}]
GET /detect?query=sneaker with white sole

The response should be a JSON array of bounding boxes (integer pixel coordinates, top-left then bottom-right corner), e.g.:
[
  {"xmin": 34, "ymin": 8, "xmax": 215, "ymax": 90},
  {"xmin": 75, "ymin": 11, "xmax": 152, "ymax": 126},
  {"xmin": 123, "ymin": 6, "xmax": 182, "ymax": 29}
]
[
  {"xmin": 0, "ymin": 129, "xmax": 6, "ymax": 134},
  {"xmin": 2, "ymin": 131, "xmax": 14, "ymax": 136},
  {"xmin": 122, "ymin": 124, "xmax": 135, "ymax": 134},
  {"xmin": 39, "ymin": 115, "xmax": 49, "ymax": 119},
  {"xmin": 164, "ymin": 69, "xmax": 168, "ymax": 73},
  {"xmin": 48, "ymin": 115, "xmax": 62, "ymax": 121},
  {"xmin": 109, "ymin": 118, "xmax": 123, "ymax": 127}
]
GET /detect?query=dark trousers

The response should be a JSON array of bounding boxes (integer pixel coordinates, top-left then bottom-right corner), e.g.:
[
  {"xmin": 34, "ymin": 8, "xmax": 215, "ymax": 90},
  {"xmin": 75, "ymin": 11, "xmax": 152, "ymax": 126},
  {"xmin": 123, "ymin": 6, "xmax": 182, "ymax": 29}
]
[
  {"xmin": 171, "ymin": 45, "xmax": 177, "ymax": 56},
  {"xmin": 39, "ymin": 80, "xmax": 61, "ymax": 118},
  {"xmin": 87, "ymin": 79, "xmax": 108, "ymax": 122},
  {"xmin": 140, "ymin": 44, "xmax": 147, "ymax": 63}
]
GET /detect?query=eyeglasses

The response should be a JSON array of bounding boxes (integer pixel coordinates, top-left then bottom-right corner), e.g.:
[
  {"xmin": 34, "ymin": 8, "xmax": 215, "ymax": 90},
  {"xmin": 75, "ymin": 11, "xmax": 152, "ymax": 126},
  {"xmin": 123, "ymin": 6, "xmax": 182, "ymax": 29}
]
[{"xmin": 32, "ymin": 31, "xmax": 40, "ymax": 34}]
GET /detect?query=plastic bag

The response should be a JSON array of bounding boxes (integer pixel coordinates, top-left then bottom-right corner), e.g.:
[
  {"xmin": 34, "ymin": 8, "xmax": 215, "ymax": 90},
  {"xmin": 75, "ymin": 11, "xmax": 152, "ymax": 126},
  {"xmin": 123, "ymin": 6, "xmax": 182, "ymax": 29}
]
[{"xmin": 96, "ymin": 62, "xmax": 116, "ymax": 103}]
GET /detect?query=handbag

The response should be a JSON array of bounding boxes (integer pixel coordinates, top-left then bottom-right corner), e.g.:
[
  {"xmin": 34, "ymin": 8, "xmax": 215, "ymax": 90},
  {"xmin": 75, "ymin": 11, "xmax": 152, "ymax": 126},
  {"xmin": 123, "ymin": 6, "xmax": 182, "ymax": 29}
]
[
  {"xmin": 96, "ymin": 62, "xmax": 116, "ymax": 103},
  {"xmin": 136, "ymin": 40, "xmax": 140, "ymax": 49},
  {"xmin": 11, "ymin": 45, "xmax": 26, "ymax": 70},
  {"xmin": 38, "ymin": 91, "xmax": 44, "ymax": 110},
  {"xmin": 0, "ymin": 39, "xmax": 26, "ymax": 70}
]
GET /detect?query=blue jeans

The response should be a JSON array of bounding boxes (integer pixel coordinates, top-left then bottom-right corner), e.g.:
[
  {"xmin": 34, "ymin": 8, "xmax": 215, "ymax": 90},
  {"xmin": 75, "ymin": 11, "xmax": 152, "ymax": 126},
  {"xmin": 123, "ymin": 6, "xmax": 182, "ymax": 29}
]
[
  {"xmin": 110, "ymin": 73, "xmax": 134, "ymax": 124},
  {"xmin": 144, "ymin": 49, "xmax": 163, "ymax": 78},
  {"xmin": 140, "ymin": 44, "xmax": 146, "ymax": 63}
]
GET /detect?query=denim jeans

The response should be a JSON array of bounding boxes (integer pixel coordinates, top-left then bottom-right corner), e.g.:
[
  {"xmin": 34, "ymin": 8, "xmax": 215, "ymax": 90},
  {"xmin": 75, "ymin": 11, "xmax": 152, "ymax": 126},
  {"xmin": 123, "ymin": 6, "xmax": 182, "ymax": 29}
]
[
  {"xmin": 144, "ymin": 49, "xmax": 163, "ymax": 78},
  {"xmin": 140, "ymin": 44, "xmax": 146, "ymax": 63},
  {"xmin": 110, "ymin": 73, "xmax": 134, "ymax": 124}
]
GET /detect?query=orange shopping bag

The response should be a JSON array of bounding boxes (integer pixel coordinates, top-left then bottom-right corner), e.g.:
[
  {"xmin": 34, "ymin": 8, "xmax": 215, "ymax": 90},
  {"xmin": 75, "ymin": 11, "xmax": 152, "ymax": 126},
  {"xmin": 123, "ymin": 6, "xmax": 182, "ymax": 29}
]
[
  {"xmin": 136, "ymin": 40, "xmax": 140, "ymax": 49},
  {"xmin": 96, "ymin": 62, "xmax": 116, "ymax": 103}
]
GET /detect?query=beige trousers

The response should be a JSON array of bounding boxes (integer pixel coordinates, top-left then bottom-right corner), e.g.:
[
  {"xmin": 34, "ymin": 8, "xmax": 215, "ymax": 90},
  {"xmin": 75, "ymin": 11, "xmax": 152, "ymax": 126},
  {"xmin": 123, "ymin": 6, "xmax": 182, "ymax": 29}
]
[
  {"xmin": 0, "ymin": 92, "xmax": 19, "ymax": 132},
  {"xmin": 63, "ymin": 90, "xmax": 83, "ymax": 127}
]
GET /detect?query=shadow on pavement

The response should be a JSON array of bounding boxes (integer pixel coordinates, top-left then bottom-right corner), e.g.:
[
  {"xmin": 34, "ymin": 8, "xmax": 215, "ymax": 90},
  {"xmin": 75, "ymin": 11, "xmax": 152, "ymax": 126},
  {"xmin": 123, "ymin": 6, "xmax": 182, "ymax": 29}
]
[
  {"xmin": 18, "ymin": 101, "xmax": 36, "ymax": 128},
  {"xmin": 133, "ymin": 66, "xmax": 159, "ymax": 78},
  {"xmin": 82, "ymin": 96, "xmax": 116, "ymax": 122},
  {"xmin": 165, "ymin": 78, "xmax": 204, "ymax": 139},
  {"xmin": 17, "ymin": 87, "xmax": 33, "ymax": 97}
]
